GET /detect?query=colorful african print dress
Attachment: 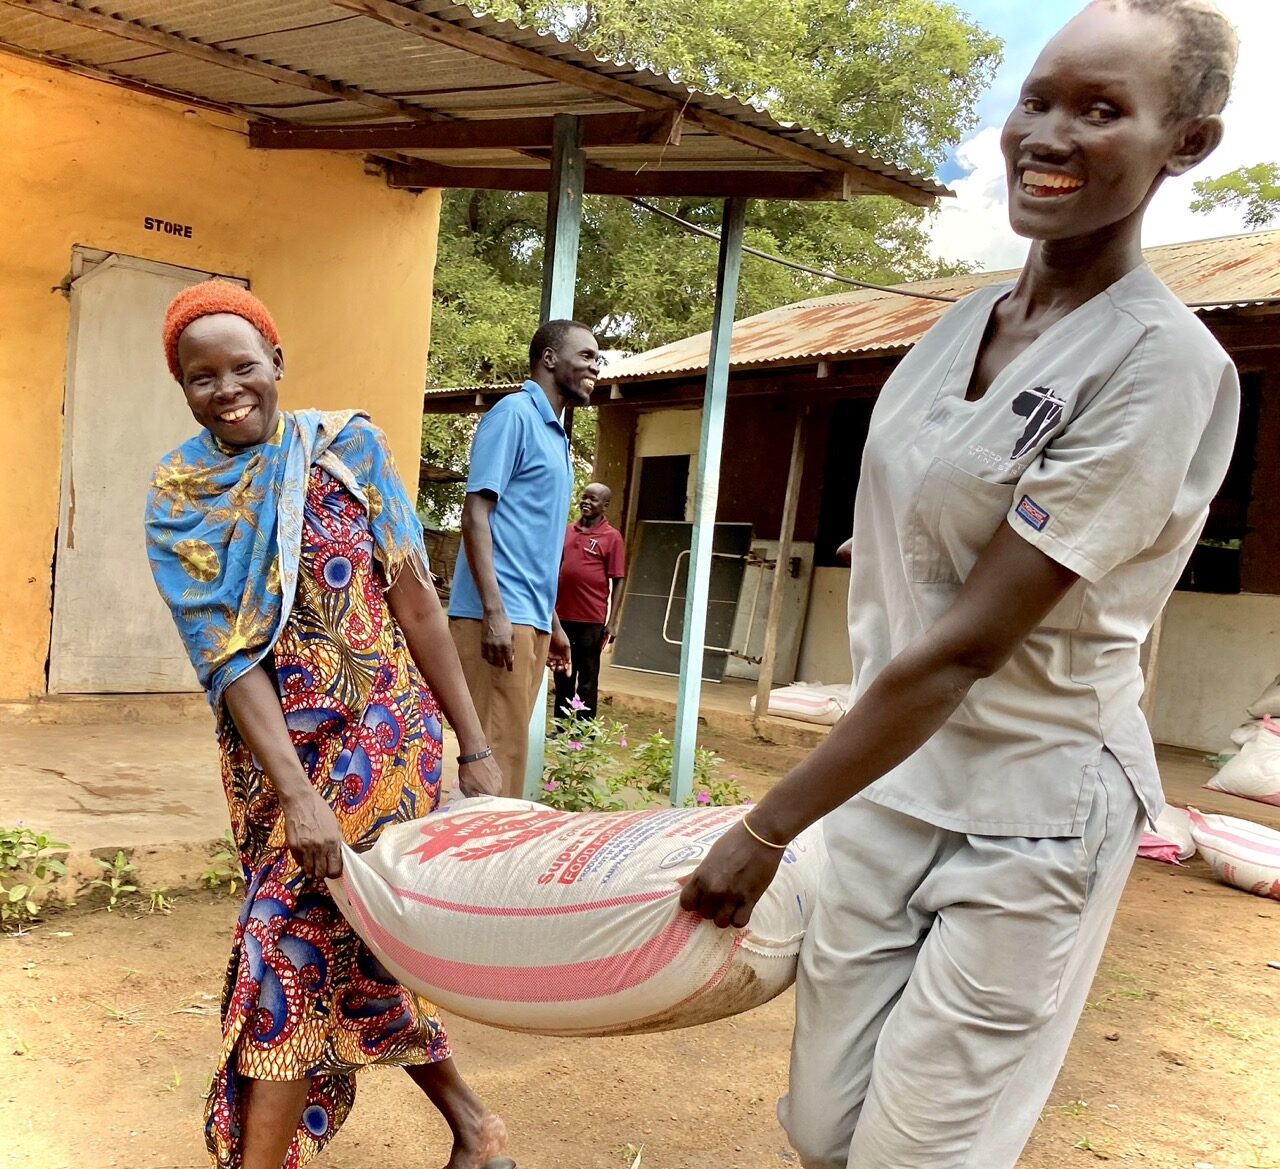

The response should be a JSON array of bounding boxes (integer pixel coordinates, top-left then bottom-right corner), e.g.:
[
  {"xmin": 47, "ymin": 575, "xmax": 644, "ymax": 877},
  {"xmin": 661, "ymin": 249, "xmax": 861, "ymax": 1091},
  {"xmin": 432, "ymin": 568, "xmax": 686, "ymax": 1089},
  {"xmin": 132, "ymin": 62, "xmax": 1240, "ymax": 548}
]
[{"xmin": 204, "ymin": 465, "xmax": 451, "ymax": 1169}]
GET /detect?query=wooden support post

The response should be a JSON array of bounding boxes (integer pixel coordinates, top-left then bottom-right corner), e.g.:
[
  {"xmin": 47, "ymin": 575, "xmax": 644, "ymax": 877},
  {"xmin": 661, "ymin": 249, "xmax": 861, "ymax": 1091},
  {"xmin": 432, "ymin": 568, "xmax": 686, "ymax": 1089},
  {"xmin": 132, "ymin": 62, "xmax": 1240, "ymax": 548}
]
[
  {"xmin": 753, "ymin": 407, "xmax": 808, "ymax": 730},
  {"xmin": 524, "ymin": 113, "xmax": 585, "ymax": 799},
  {"xmin": 671, "ymin": 197, "xmax": 748, "ymax": 805}
]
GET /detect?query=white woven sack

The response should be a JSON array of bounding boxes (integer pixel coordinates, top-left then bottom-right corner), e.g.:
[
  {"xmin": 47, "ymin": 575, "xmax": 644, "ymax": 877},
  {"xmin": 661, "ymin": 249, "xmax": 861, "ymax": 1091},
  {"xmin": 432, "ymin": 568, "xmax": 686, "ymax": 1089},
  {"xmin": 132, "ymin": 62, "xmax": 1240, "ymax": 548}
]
[
  {"xmin": 1205, "ymin": 717, "xmax": 1280, "ymax": 807},
  {"xmin": 1229, "ymin": 720, "xmax": 1264, "ymax": 748},
  {"xmin": 1247, "ymin": 674, "xmax": 1280, "ymax": 719},
  {"xmin": 751, "ymin": 682, "xmax": 850, "ymax": 727},
  {"xmin": 1187, "ymin": 808, "xmax": 1280, "ymax": 901},
  {"xmin": 1138, "ymin": 805, "xmax": 1195, "ymax": 864},
  {"xmin": 328, "ymin": 797, "xmax": 827, "ymax": 1037}
]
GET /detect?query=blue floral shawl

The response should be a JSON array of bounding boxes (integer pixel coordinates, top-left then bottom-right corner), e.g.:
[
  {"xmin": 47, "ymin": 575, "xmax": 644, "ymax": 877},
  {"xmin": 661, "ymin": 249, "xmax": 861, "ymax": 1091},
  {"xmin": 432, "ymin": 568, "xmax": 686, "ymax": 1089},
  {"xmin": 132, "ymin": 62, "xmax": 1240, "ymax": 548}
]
[{"xmin": 144, "ymin": 409, "xmax": 429, "ymax": 709}]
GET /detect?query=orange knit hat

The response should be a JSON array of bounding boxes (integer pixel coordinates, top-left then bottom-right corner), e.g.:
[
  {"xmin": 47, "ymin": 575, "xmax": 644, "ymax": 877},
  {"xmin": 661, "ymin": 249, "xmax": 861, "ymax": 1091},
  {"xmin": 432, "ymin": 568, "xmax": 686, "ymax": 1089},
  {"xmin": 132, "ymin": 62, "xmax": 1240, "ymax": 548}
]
[{"xmin": 162, "ymin": 280, "xmax": 280, "ymax": 382}]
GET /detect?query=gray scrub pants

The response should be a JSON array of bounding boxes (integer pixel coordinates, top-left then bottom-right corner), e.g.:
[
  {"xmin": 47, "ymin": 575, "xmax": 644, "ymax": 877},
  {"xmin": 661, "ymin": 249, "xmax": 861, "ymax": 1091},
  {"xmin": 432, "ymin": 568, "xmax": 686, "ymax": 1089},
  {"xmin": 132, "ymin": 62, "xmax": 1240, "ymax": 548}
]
[{"xmin": 780, "ymin": 753, "xmax": 1144, "ymax": 1168}]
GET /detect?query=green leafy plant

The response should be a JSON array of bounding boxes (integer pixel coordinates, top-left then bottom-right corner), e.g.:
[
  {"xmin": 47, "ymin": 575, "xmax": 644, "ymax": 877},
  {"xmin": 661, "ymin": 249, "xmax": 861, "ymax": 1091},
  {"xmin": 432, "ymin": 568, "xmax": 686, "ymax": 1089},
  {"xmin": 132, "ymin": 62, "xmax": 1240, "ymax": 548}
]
[
  {"xmin": 0, "ymin": 824, "xmax": 68, "ymax": 929},
  {"xmin": 202, "ymin": 830, "xmax": 242, "ymax": 896},
  {"xmin": 540, "ymin": 704, "xmax": 637, "ymax": 812},
  {"xmin": 89, "ymin": 851, "xmax": 138, "ymax": 912},
  {"xmin": 540, "ymin": 702, "xmax": 750, "ymax": 811},
  {"xmin": 146, "ymin": 887, "xmax": 175, "ymax": 915}
]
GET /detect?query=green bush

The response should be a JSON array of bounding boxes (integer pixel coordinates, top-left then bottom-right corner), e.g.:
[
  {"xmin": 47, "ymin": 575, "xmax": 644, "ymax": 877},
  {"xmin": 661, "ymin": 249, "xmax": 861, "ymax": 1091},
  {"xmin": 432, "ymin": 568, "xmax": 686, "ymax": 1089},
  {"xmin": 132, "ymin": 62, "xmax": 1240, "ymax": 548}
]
[
  {"xmin": 0, "ymin": 825, "xmax": 68, "ymax": 930},
  {"xmin": 540, "ymin": 702, "xmax": 750, "ymax": 812}
]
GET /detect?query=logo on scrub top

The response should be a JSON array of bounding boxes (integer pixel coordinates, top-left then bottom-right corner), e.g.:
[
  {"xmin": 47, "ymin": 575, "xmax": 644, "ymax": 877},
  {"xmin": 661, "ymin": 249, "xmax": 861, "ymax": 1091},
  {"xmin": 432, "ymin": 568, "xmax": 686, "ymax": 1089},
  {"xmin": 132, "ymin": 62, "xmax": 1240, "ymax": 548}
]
[
  {"xmin": 1010, "ymin": 386, "xmax": 1066, "ymax": 459},
  {"xmin": 1015, "ymin": 495, "xmax": 1051, "ymax": 531}
]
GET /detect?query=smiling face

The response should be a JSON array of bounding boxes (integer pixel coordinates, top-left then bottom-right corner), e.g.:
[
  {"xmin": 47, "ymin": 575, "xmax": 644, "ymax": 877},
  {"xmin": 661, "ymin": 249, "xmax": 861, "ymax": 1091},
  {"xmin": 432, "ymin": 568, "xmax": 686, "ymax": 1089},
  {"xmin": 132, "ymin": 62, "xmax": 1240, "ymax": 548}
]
[
  {"xmin": 1001, "ymin": 3, "xmax": 1219, "ymax": 246},
  {"xmin": 176, "ymin": 314, "xmax": 283, "ymax": 448},
  {"xmin": 578, "ymin": 483, "xmax": 611, "ymax": 523},
  {"xmin": 548, "ymin": 326, "xmax": 601, "ymax": 408}
]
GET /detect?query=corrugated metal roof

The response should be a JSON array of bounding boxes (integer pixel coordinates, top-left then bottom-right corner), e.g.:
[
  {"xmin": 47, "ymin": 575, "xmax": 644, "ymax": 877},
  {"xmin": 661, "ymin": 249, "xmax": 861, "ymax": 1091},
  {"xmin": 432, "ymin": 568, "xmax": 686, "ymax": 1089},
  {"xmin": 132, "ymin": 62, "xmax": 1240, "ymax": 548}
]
[
  {"xmin": 605, "ymin": 230, "xmax": 1280, "ymax": 383},
  {"xmin": 0, "ymin": 0, "xmax": 944, "ymax": 203}
]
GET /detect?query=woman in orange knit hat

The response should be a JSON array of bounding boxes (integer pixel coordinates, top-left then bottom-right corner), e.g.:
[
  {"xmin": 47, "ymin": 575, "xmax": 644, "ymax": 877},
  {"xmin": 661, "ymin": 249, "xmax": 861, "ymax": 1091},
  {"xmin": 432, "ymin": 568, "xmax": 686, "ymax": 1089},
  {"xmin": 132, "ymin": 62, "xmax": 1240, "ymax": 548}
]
[{"xmin": 146, "ymin": 280, "xmax": 513, "ymax": 1169}]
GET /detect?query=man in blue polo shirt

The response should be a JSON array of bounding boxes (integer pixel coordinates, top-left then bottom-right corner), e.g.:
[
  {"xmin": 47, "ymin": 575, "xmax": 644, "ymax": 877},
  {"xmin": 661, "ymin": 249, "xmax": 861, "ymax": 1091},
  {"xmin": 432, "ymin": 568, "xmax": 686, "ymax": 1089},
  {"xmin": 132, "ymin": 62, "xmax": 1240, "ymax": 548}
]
[{"xmin": 449, "ymin": 319, "xmax": 600, "ymax": 796}]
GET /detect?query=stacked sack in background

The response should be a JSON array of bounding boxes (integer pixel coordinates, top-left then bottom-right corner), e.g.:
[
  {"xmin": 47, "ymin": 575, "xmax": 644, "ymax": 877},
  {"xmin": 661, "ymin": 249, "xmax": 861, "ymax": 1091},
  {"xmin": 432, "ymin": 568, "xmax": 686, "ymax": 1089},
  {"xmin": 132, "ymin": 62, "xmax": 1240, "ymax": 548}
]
[
  {"xmin": 1159, "ymin": 672, "xmax": 1280, "ymax": 902},
  {"xmin": 329, "ymin": 797, "xmax": 828, "ymax": 1036}
]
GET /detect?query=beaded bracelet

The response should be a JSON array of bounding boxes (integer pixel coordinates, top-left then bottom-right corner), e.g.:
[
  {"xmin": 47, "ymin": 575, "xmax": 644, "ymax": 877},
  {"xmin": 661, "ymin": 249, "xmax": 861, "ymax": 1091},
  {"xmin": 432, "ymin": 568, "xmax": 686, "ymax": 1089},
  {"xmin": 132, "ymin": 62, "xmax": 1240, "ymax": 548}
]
[{"xmin": 457, "ymin": 746, "xmax": 493, "ymax": 765}]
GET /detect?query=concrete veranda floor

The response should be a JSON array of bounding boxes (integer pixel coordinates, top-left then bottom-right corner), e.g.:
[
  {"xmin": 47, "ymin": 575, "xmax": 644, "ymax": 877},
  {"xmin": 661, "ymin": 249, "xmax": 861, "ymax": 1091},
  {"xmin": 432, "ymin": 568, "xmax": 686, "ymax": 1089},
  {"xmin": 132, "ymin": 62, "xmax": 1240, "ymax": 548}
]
[{"xmin": 1, "ymin": 681, "xmax": 1276, "ymax": 895}]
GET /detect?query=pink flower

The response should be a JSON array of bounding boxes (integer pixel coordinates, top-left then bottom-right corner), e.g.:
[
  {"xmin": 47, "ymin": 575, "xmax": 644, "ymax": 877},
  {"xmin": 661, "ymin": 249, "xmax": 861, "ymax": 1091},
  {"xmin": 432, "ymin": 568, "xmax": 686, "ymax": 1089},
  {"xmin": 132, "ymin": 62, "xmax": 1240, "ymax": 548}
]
[
  {"xmin": 695, "ymin": 790, "xmax": 711, "ymax": 805},
  {"xmin": 568, "ymin": 741, "xmax": 583, "ymax": 751},
  {"xmin": 543, "ymin": 781, "xmax": 560, "ymax": 792},
  {"xmin": 618, "ymin": 738, "xmax": 628, "ymax": 748},
  {"xmin": 569, "ymin": 694, "xmax": 587, "ymax": 711}
]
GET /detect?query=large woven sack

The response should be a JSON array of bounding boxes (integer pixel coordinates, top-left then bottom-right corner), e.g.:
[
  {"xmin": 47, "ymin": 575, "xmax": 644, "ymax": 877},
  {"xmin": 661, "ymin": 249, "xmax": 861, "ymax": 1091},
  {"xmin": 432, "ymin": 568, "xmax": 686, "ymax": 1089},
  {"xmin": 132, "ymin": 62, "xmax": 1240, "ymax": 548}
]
[
  {"xmin": 1138, "ymin": 805, "xmax": 1195, "ymax": 865},
  {"xmin": 1205, "ymin": 717, "xmax": 1280, "ymax": 807},
  {"xmin": 328, "ymin": 797, "xmax": 827, "ymax": 1037},
  {"xmin": 1187, "ymin": 808, "xmax": 1280, "ymax": 901},
  {"xmin": 750, "ymin": 683, "xmax": 850, "ymax": 727},
  {"xmin": 1247, "ymin": 674, "xmax": 1280, "ymax": 719}
]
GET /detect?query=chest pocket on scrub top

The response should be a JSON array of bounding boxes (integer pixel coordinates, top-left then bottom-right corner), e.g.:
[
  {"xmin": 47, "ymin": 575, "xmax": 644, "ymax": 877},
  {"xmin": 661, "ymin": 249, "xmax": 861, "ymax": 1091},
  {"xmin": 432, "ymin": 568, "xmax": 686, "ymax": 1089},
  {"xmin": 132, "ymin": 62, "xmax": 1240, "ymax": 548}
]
[{"xmin": 907, "ymin": 457, "xmax": 1016, "ymax": 585}]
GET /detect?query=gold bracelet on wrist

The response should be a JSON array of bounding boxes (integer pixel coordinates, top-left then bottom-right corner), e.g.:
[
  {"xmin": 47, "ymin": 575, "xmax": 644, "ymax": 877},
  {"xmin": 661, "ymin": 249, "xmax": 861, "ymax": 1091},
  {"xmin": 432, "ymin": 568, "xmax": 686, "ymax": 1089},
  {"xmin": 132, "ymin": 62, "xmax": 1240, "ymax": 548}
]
[{"xmin": 740, "ymin": 814, "xmax": 788, "ymax": 850}]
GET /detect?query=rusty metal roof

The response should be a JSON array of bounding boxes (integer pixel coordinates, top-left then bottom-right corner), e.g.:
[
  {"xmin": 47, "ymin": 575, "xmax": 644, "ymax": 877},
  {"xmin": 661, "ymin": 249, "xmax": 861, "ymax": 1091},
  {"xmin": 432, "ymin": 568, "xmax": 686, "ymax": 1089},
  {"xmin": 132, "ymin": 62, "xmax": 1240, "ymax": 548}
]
[
  {"xmin": 0, "ymin": 0, "xmax": 944, "ymax": 204},
  {"xmin": 605, "ymin": 230, "xmax": 1280, "ymax": 383}
]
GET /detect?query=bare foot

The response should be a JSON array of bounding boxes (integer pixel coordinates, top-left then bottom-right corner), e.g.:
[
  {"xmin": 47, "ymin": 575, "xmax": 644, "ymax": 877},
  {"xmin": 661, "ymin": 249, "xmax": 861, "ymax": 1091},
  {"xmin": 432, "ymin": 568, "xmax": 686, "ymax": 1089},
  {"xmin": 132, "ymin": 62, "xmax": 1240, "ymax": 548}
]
[{"xmin": 442, "ymin": 1111, "xmax": 512, "ymax": 1169}]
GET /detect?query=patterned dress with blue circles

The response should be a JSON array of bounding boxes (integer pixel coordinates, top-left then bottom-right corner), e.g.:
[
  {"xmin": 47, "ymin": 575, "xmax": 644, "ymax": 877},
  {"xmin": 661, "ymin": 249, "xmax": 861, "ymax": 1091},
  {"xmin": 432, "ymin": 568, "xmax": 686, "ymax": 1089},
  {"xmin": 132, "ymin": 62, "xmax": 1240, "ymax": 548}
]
[{"xmin": 204, "ymin": 466, "xmax": 450, "ymax": 1169}]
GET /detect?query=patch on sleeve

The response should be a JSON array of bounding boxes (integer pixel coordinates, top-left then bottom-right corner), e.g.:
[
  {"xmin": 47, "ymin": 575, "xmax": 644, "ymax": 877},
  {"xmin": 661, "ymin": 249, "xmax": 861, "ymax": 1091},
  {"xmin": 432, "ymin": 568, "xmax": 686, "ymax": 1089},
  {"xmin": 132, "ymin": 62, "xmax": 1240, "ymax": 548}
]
[{"xmin": 1015, "ymin": 494, "xmax": 1050, "ymax": 532}]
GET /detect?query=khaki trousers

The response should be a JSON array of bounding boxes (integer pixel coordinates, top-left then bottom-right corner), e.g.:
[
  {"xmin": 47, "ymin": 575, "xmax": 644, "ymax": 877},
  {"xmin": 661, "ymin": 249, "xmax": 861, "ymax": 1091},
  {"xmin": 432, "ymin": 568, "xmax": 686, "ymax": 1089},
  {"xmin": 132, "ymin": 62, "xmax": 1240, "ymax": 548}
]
[
  {"xmin": 449, "ymin": 618, "xmax": 549, "ymax": 799},
  {"xmin": 780, "ymin": 751, "xmax": 1144, "ymax": 1168}
]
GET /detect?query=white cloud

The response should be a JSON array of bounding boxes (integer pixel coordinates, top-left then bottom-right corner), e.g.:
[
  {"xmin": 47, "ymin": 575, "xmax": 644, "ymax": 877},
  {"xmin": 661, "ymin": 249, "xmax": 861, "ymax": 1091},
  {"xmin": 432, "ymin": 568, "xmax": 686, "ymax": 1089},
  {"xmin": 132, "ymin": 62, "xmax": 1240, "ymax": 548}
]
[{"xmin": 928, "ymin": 0, "xmax": 1280, "ymax": 272}]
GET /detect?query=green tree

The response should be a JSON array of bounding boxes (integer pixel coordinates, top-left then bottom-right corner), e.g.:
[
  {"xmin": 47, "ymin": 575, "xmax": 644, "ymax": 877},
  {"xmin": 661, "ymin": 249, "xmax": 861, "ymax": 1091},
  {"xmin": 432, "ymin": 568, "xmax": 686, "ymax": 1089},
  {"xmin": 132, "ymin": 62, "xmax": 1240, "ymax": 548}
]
[
  {"xmin": 422, "ymin": 0, "xmax": 1002, "ymax": 516},
  {"xmin": 1191, "ymin": 162, "xmax": 1280, "ymax": 231}
]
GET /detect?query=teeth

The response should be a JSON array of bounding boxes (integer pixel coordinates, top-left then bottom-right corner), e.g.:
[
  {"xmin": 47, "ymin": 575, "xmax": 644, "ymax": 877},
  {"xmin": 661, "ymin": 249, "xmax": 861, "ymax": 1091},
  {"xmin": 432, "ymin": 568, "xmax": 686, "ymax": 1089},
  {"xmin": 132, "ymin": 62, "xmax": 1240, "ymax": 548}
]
[
  {"xmin": 1023, "ymin": 170, "xmax": 1083, "ymax": 191},
  {"xmin": 220, "ymin": 406, "xmax": 252, "ymax": 422}
]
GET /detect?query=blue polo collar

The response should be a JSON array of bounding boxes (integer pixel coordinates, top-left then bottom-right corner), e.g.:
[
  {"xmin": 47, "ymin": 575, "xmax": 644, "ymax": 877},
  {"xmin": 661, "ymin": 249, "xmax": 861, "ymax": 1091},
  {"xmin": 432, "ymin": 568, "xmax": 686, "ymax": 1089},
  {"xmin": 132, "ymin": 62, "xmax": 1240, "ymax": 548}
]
[{"xmin": 522, "ymin": 379, "xmax": 564, "ymax": 430}]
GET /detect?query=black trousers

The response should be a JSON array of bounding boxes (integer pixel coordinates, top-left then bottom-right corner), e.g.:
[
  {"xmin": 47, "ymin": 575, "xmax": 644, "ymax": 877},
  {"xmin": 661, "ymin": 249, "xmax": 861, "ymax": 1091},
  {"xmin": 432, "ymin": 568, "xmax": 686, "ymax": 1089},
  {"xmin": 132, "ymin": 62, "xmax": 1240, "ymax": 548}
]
[{"xmin": 554, "ymin": 620, "xmax": 605, "ymax": 722}]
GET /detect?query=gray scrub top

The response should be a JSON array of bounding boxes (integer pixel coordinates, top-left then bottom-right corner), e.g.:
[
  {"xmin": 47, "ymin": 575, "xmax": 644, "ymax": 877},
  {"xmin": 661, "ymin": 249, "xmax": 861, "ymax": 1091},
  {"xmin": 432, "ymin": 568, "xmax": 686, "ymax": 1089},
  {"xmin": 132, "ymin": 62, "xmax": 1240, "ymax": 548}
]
[{"xmin": 849, "ymin": 264, "xmax": 1240, "ymax": 837}]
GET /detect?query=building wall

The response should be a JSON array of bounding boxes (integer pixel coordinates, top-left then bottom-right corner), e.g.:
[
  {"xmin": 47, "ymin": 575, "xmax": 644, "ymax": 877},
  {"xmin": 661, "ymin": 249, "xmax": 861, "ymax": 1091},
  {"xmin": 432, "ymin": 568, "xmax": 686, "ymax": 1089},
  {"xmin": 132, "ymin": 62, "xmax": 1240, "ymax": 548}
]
[
  {"xmin": 795, "ymin": 567, "xmax": 853, "ymax": 684},
  {"xmin": 0, "ymin": 55, "xmax": 441, "ymax": 700},
  {"xmin": 1151, "ymin": 592, "xmax": 1280, "ymax": 751},
  {"xmin": 794, "ymin": 578, "xmax": 1280, "ymax": 752}
]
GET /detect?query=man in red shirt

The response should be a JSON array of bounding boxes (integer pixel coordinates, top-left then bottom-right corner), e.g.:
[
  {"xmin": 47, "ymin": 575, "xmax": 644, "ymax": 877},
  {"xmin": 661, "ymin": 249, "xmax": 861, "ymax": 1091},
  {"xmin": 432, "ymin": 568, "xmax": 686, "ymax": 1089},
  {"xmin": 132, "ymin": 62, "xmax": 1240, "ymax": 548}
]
[{"xmin": 554, "ymin": 482, "xmax": 626, "ymax": 722}]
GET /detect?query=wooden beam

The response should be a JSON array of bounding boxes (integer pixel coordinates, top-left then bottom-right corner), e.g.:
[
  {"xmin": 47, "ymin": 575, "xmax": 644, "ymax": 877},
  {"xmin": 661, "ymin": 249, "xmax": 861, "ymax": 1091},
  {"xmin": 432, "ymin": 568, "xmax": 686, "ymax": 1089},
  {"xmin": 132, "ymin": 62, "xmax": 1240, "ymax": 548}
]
[
  {"xmin": 386, "ymin": 159, "xmax": 853, "ymax": 200},
  {"xmin": 754, "ymin": 407, "xmax": 808, "ymax": 730},
  {"xmin": 1202, "ymin": 319, "xmax": 1280, "ymax": 353},
  {"xmin": 684, "ymin": 109, "xmax": 934, "ymax": 205},
  {"xmin": 333, "ymin": 0, "xmax": 935, "ymax": 206},
  {"xmin": 3, "ymin": 0, "xmax": 427, "ymax": 119},
  {"xmin": 250, "ymin": 110, "xmax": 680, "ymax": 152},
  {"xmin": 333, "ymin": 0, "xmax": 672, "ymax": 110}
]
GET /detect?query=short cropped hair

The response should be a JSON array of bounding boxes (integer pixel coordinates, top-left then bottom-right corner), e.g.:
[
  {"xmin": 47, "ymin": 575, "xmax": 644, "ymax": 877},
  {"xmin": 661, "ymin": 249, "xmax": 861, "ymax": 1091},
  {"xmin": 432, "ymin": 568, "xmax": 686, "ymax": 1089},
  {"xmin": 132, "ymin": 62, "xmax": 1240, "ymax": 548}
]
[
  {"xmin": 529, "ymin": 319, "xmax": 594, "ymax": 372},
  {"xmin": 1099, "ymin": 0, "xmax": 1238, "ymax": 120}
]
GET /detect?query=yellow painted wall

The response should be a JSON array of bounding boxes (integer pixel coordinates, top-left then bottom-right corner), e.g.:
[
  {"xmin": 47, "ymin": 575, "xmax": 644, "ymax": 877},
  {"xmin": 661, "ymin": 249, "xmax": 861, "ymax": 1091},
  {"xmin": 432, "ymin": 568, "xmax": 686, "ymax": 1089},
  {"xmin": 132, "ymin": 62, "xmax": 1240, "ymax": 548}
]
[{"xmin": 0, "ymin": 55, "xmax": 441, "ymax": 700}]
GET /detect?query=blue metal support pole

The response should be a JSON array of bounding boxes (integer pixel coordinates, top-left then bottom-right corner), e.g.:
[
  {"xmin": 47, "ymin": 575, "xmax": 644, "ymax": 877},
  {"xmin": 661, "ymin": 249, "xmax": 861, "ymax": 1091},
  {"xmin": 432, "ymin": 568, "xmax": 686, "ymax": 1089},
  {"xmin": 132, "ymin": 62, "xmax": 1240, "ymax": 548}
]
[
  {"xmin": 670, "ymin": 196, "xmax": 747, "ymax": 805},
  {"xmin": 525, "ymin": 113, "xmax": 584, "ymax": 799}
]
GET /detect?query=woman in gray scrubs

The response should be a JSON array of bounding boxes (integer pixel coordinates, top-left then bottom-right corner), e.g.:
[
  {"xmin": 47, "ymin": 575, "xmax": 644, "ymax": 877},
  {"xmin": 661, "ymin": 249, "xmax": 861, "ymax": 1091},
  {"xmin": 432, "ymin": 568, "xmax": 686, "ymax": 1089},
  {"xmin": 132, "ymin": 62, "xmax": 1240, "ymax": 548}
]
[{"xmin": 680, "ymin": 2, "xmax": 1241, "ymax": 1166}]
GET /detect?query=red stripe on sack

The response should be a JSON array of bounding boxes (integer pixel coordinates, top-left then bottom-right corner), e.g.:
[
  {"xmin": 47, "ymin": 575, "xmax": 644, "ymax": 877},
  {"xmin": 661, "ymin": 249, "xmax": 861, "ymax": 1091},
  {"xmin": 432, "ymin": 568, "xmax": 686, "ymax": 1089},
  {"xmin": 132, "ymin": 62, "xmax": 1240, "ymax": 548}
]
[
  {"xmin": 340, "ymin": 875, "xmax": 711, "ymax": 1003},
  {"xmin": 1188, "ymin": 809, "xmax": 1280, "ymax": 858},
  {"xmin": 389, "ymin": 886, "xmax": 674, "ymax": 917}
]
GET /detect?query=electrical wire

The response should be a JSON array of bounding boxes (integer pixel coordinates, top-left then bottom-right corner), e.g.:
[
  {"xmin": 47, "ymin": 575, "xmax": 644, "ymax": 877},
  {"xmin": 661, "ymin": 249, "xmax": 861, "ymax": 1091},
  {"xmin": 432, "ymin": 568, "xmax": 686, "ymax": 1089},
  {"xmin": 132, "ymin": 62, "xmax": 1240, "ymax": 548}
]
[{"xmin": 627, "ymin": 197, "xmax": 960, "ymax": 303}]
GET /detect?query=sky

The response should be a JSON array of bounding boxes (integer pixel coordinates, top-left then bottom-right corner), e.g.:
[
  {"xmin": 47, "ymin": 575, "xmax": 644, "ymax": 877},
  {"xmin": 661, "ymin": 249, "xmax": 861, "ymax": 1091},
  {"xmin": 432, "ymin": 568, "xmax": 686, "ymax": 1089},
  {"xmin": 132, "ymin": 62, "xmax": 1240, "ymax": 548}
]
[{"xmin": 926, "ymin": 0, "xmax": 1279, "ymax": 271}]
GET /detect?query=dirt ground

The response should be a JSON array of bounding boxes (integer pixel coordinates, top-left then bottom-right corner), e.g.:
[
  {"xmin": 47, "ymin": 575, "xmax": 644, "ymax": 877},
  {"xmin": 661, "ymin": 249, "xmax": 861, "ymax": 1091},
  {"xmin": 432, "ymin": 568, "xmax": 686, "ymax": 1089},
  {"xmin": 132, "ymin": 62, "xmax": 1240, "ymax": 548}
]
[{"xmin": 2, "ymin": 723, "xmax": 1278, "ymax": 1169}]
